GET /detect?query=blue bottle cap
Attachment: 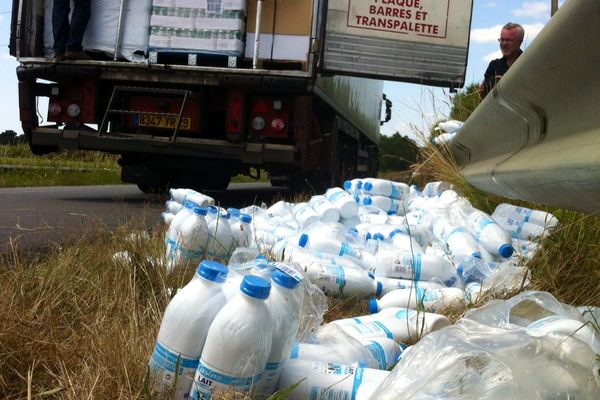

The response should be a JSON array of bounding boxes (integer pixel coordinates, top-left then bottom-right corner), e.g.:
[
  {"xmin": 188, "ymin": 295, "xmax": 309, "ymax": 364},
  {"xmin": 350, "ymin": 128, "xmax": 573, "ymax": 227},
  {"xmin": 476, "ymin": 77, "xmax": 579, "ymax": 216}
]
[
  {"xmin": 197, "ymin": 260, "xmax": 228, "ymax": 283},
  {"xmin": 472, "ymin": 252, "xmax": 482, "ymax": 259},
  {"xmin": 240, "ymin": 275, "xmax": 271, "ymax": 299},
  {"xmin": 364, "ymin": 182, "xmax": 373, "ymax": 191},
  {"xmin": 376, "ymin": 281, "xmax": 383, "ymax": 297},
  {"xmin": 368, "ymin": 271, "xmax": 375, "ymax": 279},
  {"xmin": 373, "ymin": 233, "xmax": 385, "ymax": 241},
  {"xmin": 366, "ymin": 232, "xmax": 372, "ymax": 240},
  {"xmin": 298, "ymin": 233, "xmax": 309, "ymax": 248},
  {"xmin": 219, "ymin": 212, "xmax": 230, "ymax": 220},
  {"xmin": 343, "ymin": 180, "xmax": 352, "ymax": 190},
  {"xmin": 272, "ymin": 268, "xmax": 299, "ymax": 289},
  {"xmin": 207, "ymin": 206, "xmax": 219, "ymax": 214},
  {"xmin": 363, "ymin": 197, "xmax": 373, "ymax": 206},
  {"xmin": 499, "ymin": 244, "xmax": 513, "ymax": 258},
  {"xmin": 191, "ymin": 206, "xmax": 208, "ymax": 216},
  {"xmin": 357, "ymin": 181, "xmax": 363, "ymax": 189},
  {"xmin": 183, "ymin": 200, "xmax": 200, "ymax": 210},
  {"xmin": 227, "ymin": 207, "xmax": 241, "ymax": 217},
  {"xmin": 239, "ymin": 213, "xmax": 252, "ymax": 223},
  {"xmin": 369, "ymin": 299, "xmax": 379, "ymax": 314},
  {"xmin": 290, "ymin": 343, "xmax": 300, "ymax": 359},
  {"xmin": 389, "ymin": 229, "xmax": 399, "ymax": 238}
]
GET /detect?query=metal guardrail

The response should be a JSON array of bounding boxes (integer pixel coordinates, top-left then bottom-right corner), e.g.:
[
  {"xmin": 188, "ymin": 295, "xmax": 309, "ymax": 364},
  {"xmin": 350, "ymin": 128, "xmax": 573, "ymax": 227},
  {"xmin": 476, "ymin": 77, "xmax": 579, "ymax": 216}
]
[{"xmin": 451, "ymin": 0, "xmax": 600, "ymax": 214}]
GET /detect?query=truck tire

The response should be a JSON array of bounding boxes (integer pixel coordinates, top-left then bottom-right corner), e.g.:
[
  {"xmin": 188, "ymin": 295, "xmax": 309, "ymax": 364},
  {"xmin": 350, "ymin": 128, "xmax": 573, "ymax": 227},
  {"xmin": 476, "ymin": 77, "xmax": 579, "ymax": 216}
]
[{"xmin": 136, "ymin": 182, "xmax": 169, "ymax": 195}]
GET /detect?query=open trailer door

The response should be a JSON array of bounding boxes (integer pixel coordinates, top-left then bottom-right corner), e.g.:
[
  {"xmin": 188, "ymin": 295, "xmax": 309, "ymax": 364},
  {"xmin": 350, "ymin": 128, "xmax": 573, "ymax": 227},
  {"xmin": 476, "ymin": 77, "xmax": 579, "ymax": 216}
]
[{"xmin": 320, "ymin": 0, "xmax": 474, "ymax": 89}]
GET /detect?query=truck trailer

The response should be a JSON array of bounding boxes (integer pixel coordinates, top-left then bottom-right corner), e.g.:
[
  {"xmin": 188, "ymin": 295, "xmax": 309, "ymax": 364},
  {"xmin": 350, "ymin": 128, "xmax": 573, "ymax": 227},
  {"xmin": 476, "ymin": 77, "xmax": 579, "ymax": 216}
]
[{"xmin": 10, "ymin": 0, "xmax": 473, "ymax": 193}]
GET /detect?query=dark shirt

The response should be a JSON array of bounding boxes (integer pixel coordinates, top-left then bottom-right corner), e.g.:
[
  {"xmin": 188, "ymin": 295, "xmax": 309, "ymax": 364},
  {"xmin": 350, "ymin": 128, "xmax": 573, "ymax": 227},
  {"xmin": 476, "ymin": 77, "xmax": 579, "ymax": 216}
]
[{"xmin": 482, "ymin": 49, "xmax": 523, "ymax": 96}]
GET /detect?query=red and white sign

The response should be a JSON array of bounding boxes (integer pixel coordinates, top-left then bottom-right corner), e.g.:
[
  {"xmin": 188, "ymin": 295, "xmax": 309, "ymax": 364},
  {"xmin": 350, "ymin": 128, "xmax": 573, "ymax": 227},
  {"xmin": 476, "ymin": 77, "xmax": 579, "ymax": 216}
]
[{"xmin": 347, "ymin": 0, "xmax": 450, "ymax": 38}]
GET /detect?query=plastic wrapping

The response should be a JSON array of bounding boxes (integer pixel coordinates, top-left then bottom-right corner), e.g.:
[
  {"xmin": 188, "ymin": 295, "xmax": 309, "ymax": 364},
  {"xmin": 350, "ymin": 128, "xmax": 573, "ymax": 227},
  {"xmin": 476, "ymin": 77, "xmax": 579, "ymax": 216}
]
[
  {"xmin": 373, "ymin": 291, "xmax": 600, "ymax": 400},
  {"xmin": 44, "ymin": 0, "xmax": 152, "ymax": 61},
  {"xmin": 291, "ymin": 324, "xmax": 384, "ymax": 369}
]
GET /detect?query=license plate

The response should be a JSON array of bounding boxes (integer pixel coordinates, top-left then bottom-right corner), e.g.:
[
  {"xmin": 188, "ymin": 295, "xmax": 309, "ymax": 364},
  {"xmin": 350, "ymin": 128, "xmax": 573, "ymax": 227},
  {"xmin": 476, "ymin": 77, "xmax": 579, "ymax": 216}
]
[{"xmin": 137, "ymin": 114, "xmax": 191, "ymax": 130}]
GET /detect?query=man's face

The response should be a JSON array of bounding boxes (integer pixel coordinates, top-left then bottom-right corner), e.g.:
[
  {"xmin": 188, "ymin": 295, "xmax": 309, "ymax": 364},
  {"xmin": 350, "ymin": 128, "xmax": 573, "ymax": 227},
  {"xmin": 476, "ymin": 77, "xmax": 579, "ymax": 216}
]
[{"xmin": 499, "ymin": 28, "xmax": 521, "ymax": 57}]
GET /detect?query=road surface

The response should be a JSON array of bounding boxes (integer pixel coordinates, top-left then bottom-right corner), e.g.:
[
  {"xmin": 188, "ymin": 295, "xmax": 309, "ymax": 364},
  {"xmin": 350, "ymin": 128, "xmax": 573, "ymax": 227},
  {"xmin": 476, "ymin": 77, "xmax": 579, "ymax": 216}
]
[{"xmin": 0, "ymin": 183, "xmax": 284, "ymax": 251}]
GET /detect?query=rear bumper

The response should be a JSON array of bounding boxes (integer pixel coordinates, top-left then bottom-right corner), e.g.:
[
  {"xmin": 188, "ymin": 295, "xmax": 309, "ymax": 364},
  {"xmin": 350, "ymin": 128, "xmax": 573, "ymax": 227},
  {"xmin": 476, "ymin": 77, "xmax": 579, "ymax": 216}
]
[{"xmin": 30, "ymin": 127, "xmax": 298, "ymax": 165}]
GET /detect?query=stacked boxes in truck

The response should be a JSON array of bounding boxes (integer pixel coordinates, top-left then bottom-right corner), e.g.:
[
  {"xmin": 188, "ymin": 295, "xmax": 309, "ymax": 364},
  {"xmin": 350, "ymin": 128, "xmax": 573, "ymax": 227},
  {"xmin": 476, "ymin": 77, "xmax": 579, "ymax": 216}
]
[{"xmin": 10, "ymin": 0, "xmax": 473, "ymax": 193}]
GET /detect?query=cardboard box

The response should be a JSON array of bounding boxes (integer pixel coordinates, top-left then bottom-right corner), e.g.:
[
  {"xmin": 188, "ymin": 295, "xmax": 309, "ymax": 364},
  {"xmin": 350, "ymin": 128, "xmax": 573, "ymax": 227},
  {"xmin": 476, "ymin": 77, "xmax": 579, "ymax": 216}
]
[
  {"xmin": 245, "ymin": 33, "xmax": 309, "ymax": 61},
  {"xmin": 246, "ymin": 0, "xmax": 312, "ymax": 35}
]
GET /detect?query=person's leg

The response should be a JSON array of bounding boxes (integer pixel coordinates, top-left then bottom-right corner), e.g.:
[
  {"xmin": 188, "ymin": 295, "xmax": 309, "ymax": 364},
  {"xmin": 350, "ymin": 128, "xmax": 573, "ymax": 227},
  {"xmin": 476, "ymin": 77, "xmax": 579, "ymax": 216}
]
[
  {"xmin": 52, "ymin": 0, "xmax": 71, "ymax": 56},
  {"xmin": 65, "ymin": 0, "xmax": 91, "ymax": 53}
]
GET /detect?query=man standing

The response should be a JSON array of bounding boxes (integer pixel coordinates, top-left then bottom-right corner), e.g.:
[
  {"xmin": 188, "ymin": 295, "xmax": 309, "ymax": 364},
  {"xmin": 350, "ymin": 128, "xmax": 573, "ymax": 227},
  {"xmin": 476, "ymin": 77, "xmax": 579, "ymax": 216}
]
[
  {"xmin": 479, "ymin": 23, "xmax": 524, "ymax": 99},
  {"xmin": 53, "ymin": 0, "xmax": 92, "ymax": 61}
]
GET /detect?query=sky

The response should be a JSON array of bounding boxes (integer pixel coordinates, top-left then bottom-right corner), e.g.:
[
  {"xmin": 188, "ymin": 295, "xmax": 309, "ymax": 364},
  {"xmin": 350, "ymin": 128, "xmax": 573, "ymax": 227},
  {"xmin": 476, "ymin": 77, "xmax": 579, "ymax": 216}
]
[{"xmin": 0, "ymin": 0, "xmax": 564, "ymax": 142}]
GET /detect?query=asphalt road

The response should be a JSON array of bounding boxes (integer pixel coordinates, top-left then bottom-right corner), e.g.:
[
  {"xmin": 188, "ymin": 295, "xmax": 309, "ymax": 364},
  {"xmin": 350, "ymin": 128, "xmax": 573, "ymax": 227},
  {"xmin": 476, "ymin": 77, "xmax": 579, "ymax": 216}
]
[{"xmin": 0, "ymin": 183, "xmax": 284, "ymax": 251}]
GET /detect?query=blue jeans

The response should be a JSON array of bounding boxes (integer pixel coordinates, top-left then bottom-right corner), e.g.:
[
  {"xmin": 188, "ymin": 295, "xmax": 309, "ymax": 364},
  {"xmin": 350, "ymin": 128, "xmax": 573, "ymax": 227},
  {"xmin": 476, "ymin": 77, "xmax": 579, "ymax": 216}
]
[{"xmin": 52, "ymin": 0, "xmax": 91, "ymax": 55}]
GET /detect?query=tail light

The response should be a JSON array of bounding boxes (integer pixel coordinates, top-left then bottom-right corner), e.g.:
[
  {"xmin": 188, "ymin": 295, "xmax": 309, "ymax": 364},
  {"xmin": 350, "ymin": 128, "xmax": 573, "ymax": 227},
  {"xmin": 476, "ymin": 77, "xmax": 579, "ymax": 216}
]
[
  {"xmin": 48, "ymin": 103, "xmax": 62, "ymax": 117},
  {"xmin": 250, "ymin": 97, "xmax": 290, "ymax": 138},
  {"xmin": 226, "ymin": 90, "xmax": 245, "ymax": 142}
]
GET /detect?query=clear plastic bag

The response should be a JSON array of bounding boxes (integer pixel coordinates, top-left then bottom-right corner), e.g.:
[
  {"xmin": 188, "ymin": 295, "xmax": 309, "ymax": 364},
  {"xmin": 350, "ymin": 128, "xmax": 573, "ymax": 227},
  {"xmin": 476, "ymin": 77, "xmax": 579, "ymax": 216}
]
[{"xmin": 373, "ymin": 291, "xmax": 600, "ymax": 399}]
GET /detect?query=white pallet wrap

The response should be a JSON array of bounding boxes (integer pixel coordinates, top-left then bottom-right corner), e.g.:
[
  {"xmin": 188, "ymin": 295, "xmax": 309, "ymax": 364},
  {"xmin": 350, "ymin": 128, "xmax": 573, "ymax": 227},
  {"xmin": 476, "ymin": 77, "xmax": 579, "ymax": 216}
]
[{"xmin": 44, "ymin": 0, "xmax": 152, "ymax": 62}]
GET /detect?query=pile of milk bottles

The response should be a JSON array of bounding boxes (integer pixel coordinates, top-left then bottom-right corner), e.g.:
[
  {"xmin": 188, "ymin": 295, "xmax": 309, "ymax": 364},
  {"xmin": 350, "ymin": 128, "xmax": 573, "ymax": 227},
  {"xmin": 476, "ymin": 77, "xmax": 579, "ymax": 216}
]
[{"xmin": 153, "ymin": 178, "xmax": 559, "ymax": 399}]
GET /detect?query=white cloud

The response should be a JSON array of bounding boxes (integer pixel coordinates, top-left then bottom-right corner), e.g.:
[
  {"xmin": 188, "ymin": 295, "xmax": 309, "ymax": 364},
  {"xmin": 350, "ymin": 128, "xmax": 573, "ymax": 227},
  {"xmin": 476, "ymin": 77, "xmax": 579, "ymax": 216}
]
[
  {"xmin": 471, "ymin": 24, "xmax": 504, "ymax": 44},
  {"xmin": 512, "ymin": 2, "xmax": 550, "ymax": 19},
  {"xmin": 471, "ymin": 23, "xmax": 545, "ymax": 46},
  {"xmin": 483, "ymin": 50, "xmax": 502, "ymax": 63}
]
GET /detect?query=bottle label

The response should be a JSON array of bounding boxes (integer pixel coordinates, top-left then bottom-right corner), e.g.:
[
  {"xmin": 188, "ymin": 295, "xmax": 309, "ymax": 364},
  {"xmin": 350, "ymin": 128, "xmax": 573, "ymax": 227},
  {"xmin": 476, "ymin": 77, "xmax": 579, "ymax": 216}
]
[
  {"xmin": 391, "ymin": 254, "xmax": 421, "ymax": 281},
  {"xmin": 343, "ymin": 320, "xmax": 394, "ymax": 340},
  {"xmin": 364, "ymin": 341, "xmax": 387, "ymax": 369},
  {"xmin": 327, "ymin": 189, "xmax": 346, "ymax": 203},
  {"xmin": 271, "ymin": 262, "xmax": 304, "ymax": 283},
  {"xmin": 339, "ymin": 242, "xmax": 361, "ymax": 259},
  {"xmin": 416, "ymin": 287, "xmax": 440, "ymax": 302},
  {"xmin": 149, "ymin": 341, "xmax": 198, "ymax": 393},
  {"xmin": 260, "ymin": 360, "xmax": 285, "ymax": 396},
  {"xmin": 190, "ymin": 360, "xmax": 262, "ymax": 400}
]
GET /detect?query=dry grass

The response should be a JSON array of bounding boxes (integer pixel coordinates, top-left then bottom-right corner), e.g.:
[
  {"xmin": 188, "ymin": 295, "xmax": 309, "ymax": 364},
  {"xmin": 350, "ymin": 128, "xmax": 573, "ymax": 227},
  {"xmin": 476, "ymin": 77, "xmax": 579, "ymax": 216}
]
[
  {"xmin": 415, "ymin": 141, "xmax": 600, "ymax": 307},
  {"xmin": 0, "ymin": 221, "xmax": 177, "ymax": 399}
]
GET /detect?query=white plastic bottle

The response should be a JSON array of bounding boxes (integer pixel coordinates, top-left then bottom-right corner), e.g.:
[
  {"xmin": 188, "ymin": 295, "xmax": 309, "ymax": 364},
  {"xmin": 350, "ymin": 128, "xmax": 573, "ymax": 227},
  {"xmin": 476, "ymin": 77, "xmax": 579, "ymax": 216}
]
[
  {"xmin": 492, "ymin": 215, "xmax": 550, "ymax": 240},
  {"xmin": 361, "ymin": 194, "xmax": 405, "ymax": 214},
  {"xmin": 293, "ymin": 202, "xmax": 321, "ymax": 228},
  {"xmin": 277, "ymin": 359, "xmax": 390, "ymax": 400},
  {"xmin": 305, "ymin": 263, "xmax": 381, "ymax": 298},
  {"xmin": 422, "ymin": 181, "xmax": 453, "ymax": 198},
  {"xmin": 169, "ymin": 188, "xmax": 215, "ymax": 207},
  {"xmin": 432, "ymin": 132, "xmax": 456, "ymax": 145},
  {"xmin": 266, "ymin": 200, "xmax": 294, "ymax": 217},
  {"xmin": 436, "ymin": 120, "xmax": 463, "ymax": 133},
  {"xmin": 526, "ymin": 315, "xmax": 600, "ymax": 354},
  {"xmin": 362, "ymin": 178, "xmax": 410, "ymax": 200},
  {"xmin": 467, "ymin": 210, "xmax": 513, "ymax": 258},
  {"xmin": 492, "ymin": 203, "xmax": 559, "ymax": 230},
  {"xmin": 325, "ymin": 187, "xmax": 359, "ymax": 219},
  {"xmin": 148, "ymin": 260, "xmax": 228, "ymax": 399},
  {"xmin": 375, "ymin": 277, "xmax": 445, "ymax": 297},
  {"xmin": 369, "ymin": 249, "xmax": 460, "ymax": 287},
  {"xmin": 206, "ymin": 212, "xmax": 233, "ymax": 259},
  {"xmin": 343, "ymin": 178, "xmax": 363, "ymax": 194},
  {"xmin": 291, "ymin": 337, "xmax": 404, "ymax": 370},
  {"xmin": 191, "ymin": 275, "xmax": 273, "ymax": 399},
  {"xmin": 433, "ymin": 218, "xmax": 481, "ymax": 260},
  {"xmin": 162, "ymin": 211, "xmax": 175, "ymax": 225},
  {"xmin": 308, "ymin": 195, "xmax": 341, "ymax": 223},
  {"xmin": 165, "ymin": 199, "xmax": 183, "ymax": 214},
  {"xmin": 332, "ymin": 308, "xmax": 450, "ymax": 342},
  {"xmin": 230, "ymin": 213, "xmax": 253, "ymax": 249},
  {"xmin": 166, "ymin": 203, "xmax": 209, "ymax": 270},
  {"xmin": 259, "ymin": 269, "xmax": 303, "ymax": 397},
  {"xmin": 370, "ymin": 287, "xmax": 466, "ymax": 313},
  {"xmin": 390, "ymin": 229, "xmax": 424, "ymax": 254},
  {"xmin": 297, "ymin": 233, "xmax": 362, "ymax": 260}
]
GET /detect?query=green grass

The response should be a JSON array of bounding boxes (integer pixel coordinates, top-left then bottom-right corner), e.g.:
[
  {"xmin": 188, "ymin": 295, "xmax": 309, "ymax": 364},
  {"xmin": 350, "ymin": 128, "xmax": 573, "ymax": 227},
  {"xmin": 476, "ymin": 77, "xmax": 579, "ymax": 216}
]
[{"xmin": 0, "ymin": 143, "xmax": 121, "ymax": 187}]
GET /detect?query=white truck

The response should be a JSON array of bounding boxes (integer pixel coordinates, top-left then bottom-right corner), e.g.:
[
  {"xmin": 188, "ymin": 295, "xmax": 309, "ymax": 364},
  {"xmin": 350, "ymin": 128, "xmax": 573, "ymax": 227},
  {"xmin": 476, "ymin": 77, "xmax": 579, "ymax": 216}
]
[{"xmin": 10, "ymin": 0, "xmax": 473, "ymax": 192}]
